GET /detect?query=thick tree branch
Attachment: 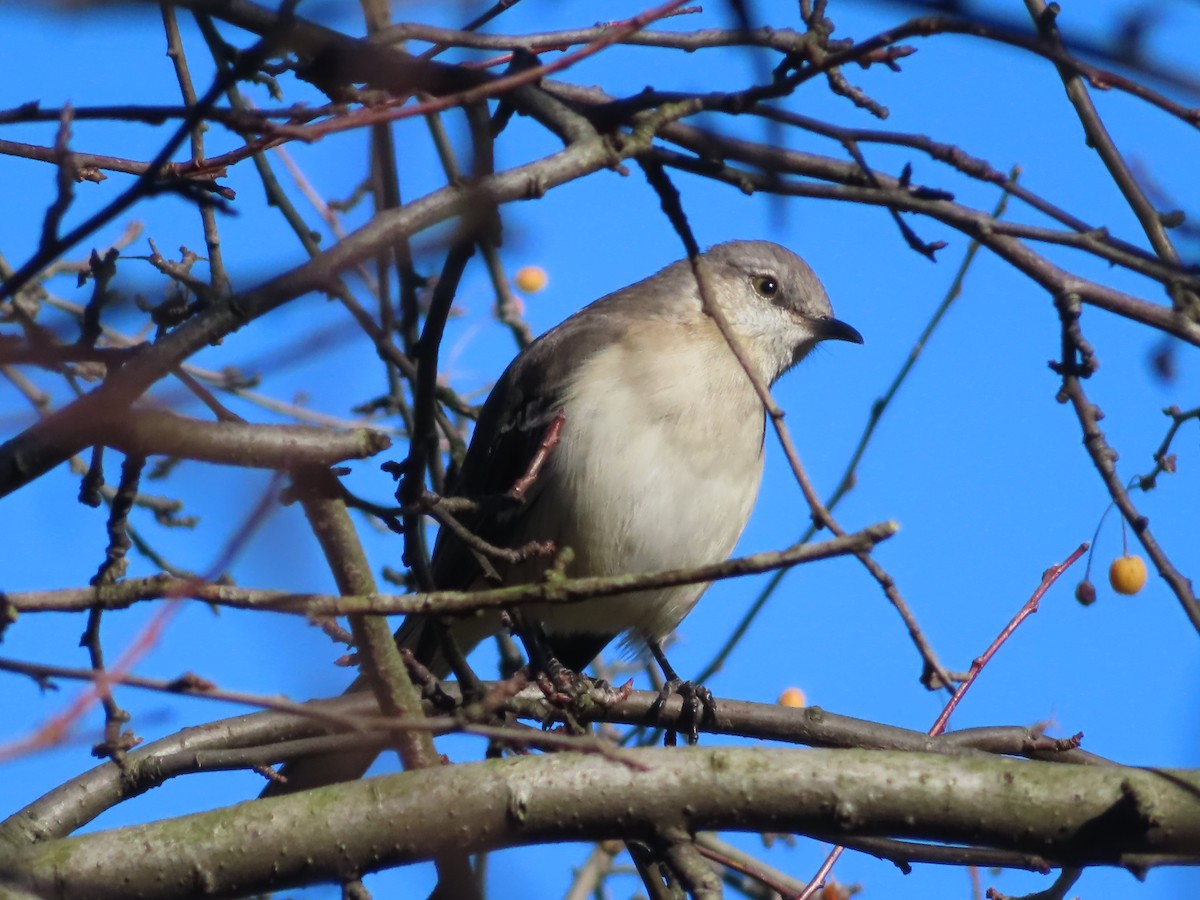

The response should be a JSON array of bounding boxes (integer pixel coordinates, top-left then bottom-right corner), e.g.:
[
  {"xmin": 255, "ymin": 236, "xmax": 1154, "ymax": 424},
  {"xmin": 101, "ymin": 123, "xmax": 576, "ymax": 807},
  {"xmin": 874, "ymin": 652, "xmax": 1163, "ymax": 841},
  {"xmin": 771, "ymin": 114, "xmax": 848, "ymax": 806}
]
[
  {"xmin": 0, "ymin": 676, "xmax": 1108, "ymax": 851},
  {"xmin": 2, "ymin": 748, "xmax": 1197, "ymax": 899}
]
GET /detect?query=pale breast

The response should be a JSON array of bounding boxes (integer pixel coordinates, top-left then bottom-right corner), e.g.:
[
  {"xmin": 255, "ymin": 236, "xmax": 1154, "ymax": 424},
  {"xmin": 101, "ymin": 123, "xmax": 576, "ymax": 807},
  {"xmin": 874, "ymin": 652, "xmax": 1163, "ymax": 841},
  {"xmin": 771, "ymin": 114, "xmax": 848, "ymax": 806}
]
[{"xmin": 519, "ymin": 320, "xmax": 767, "ymax": 641}]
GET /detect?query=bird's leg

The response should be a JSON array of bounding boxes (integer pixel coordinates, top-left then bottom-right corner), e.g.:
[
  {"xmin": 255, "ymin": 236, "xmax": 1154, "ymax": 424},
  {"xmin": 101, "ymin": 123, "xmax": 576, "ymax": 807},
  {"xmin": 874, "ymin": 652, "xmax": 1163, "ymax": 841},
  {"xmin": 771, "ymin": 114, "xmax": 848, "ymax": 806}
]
[
  {"xmin": 503, "ymin": 610, "xmax": 571, "ymax": 699},
  {"xmin": 647, "ymin": 638, "xmax": 715, "ymax": 746},
  {"xmin": 502, "ymin": 610, "xmax": 613, "ymax": 734},
  {"xmin": 504, "ymin": 608, "xmax": 553, "ymax": 673}
]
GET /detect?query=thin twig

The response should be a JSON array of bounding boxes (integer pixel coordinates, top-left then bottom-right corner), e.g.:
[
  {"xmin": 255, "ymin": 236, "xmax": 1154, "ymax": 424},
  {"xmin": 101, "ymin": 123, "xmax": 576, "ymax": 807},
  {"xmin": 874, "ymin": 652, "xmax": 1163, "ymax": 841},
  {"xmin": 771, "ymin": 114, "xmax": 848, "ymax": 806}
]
[{"xmin": 4, "ymin": 522, "xmax": 898, "ymax": 618}]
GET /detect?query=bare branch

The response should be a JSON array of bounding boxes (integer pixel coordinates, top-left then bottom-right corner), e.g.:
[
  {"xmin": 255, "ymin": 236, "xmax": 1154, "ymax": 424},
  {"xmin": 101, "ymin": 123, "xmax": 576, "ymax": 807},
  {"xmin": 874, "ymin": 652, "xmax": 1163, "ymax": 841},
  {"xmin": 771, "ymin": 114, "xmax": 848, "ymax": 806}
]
[{"xmin": 4, "ymin": 748, "xmax": 1198, "ymax": 898}]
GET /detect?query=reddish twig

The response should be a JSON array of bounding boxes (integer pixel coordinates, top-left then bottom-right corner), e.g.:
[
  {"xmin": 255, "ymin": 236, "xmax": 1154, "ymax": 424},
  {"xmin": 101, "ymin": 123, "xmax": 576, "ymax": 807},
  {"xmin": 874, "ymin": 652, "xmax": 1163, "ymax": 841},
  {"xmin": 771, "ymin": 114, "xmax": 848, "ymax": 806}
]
[
  {"xmin": 929, "ymin": 543, "xmax": 1088, "ymax": 737},
  {"xmin": 509, "ymin": 410, "xmax": 565, "ymax": 500},
  {"xmin": 802, "ymin": 542, "xmax": 1088, "ymax": 898},
  {"xmin": 284, "ymin": 0, "xmax": 694, "ymax": 141}
]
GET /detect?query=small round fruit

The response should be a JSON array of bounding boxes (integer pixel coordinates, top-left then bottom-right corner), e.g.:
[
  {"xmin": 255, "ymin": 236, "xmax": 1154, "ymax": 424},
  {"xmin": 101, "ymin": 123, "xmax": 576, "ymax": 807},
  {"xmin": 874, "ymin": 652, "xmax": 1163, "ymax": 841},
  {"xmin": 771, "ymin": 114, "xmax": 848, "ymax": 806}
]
[
  {"xmin": 1109, "ymin": 555, "xmax": 1147, "ymax": 595},
  {"xmin": 514, "ymin": 265, "xmax": 548, "ymax": 293},
  {"xmin": 778, "ymin": 687, "xmax": 806, "ymax": 708},
  {"xmin": 1074, "ymin": 580, "xmax": 1097, "ymax": 606}
]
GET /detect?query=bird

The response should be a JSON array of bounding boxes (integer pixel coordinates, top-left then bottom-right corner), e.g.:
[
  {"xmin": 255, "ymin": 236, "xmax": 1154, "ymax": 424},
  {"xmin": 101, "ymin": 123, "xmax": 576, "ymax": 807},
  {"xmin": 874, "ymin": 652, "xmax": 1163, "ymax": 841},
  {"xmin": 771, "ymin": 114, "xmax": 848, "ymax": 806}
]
[{"xmin": 266, "ymin": 239, "xmax": 861, "ymax": 794}]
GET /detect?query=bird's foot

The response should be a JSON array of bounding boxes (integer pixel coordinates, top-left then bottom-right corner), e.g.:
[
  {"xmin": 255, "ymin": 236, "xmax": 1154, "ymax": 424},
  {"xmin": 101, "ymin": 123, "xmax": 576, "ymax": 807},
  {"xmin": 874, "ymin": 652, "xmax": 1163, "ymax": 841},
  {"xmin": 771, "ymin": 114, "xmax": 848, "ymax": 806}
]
[
  {"xmin": 650, "ymin": 678, "xmax": 716, "ymax": 746},
  {"xmin": 533, "ymin": 656, "xmax": 594, "ymax": 706},
  {"xmin": 529, "ymin": 662, "xmax": 635, "ymax": 734},
  {"xmin": 645, "ymin": 638, "xmax": 715, "ymax": 745},
  {"xmin": 527, "ymin": 660, "xmax": 589, "ymax": 735}
]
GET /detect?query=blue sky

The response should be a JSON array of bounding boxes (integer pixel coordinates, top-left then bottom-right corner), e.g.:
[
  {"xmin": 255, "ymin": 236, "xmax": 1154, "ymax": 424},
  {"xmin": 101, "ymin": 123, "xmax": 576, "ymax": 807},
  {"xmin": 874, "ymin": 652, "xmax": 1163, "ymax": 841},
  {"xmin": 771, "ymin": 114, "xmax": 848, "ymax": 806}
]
[{"xmin": 2, "ymin": 1, "xmax": 1198, "ymax": 898}]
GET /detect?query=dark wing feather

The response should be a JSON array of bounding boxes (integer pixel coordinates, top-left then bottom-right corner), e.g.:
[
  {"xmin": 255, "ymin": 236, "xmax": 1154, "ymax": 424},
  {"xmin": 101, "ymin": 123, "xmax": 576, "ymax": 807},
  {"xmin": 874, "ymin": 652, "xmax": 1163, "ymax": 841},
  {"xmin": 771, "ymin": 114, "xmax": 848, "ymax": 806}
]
[{"xmin": 430, "ymin": 306, "xmax": 629, "ymax": 591}]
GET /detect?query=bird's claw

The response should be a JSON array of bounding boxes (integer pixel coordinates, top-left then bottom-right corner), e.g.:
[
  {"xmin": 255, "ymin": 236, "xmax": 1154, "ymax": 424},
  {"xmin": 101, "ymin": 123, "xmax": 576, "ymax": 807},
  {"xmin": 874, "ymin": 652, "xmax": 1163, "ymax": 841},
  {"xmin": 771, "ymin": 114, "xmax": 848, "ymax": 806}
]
[{"xmin": 651, "ymin": 678, "xmax": 715, "ymax": 745}]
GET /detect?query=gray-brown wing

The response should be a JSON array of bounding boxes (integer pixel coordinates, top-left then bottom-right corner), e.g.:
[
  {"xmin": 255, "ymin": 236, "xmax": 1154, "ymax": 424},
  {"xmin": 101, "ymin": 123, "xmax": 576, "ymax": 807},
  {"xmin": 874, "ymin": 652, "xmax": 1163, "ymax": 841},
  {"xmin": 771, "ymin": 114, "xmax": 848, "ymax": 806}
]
[{"xmin": 429, "ymin": 306, "xmax": 628, "ymax": 591}]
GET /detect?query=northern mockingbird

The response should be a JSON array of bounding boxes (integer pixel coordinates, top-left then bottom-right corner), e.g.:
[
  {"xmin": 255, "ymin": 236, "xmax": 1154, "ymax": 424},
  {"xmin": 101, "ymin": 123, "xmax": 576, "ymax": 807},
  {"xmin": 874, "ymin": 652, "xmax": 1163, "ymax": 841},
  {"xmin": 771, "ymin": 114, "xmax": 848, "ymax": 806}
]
[{"xmin": 268, "ymin": 239, "xmax": 860, "ymax": 793}]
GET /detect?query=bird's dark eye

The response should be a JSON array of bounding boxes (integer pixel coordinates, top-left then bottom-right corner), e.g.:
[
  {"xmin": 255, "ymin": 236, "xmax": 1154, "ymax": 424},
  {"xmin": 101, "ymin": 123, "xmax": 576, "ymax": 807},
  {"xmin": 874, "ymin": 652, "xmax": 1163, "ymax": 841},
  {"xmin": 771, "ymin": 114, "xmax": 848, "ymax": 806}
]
[{"xmin": 752, "ymin": 275, "xmax": 778, "ymax": 298}]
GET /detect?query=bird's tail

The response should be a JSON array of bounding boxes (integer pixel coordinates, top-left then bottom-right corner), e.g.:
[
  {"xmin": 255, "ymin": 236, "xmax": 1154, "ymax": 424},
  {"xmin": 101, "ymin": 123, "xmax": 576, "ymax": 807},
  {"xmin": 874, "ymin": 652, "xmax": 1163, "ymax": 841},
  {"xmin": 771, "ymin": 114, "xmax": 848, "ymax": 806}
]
[{"xmin": 258, "ymin": 615, "xmax": 439, "ymax": 798}]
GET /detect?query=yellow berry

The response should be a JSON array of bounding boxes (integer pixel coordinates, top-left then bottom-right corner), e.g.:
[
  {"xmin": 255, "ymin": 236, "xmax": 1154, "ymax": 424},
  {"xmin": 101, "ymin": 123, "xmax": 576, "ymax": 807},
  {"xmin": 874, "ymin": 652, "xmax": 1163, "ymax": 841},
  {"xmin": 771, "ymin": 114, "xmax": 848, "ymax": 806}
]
[
  {"xmin": 778, "ymin": 687, "xmax": 806, "ymax": 708},
  {"xmin": 1108, "ymin": 555, "xmax": 1147, "ymax": 595},
  {"xmin": 514, "ymin": 265, "xmax": 548, "ymax": 293}
]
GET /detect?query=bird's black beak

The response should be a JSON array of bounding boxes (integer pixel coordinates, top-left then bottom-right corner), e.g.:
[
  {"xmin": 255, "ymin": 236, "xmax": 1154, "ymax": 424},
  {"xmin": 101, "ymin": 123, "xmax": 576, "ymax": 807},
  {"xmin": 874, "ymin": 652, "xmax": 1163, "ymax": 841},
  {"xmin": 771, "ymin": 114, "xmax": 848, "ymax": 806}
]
[{"xmin": 816, "ymin": 316, "xmax": 864, "ymax": 345}]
